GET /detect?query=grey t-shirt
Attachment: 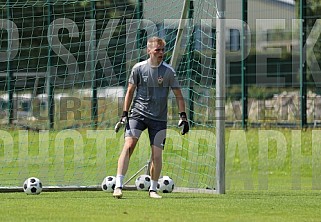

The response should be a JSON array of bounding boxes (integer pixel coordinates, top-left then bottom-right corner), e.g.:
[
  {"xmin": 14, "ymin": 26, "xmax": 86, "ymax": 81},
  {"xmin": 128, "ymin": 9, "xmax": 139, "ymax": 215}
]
[{"xmin": 128, "ymin": 60, "xmax": 180, "ymax": 121}]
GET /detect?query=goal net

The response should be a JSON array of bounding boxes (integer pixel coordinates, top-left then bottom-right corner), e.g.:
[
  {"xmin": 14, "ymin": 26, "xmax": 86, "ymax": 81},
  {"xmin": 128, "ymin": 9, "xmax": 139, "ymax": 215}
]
[{"xmin": 0, "ymin": 0, "xmax": 220, "ymax": 192}]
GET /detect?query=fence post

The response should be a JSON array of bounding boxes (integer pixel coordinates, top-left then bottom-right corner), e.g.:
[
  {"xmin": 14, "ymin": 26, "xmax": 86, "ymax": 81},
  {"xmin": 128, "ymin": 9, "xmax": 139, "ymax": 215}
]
[
  {"xmin": 47, "ymin": 0, "xmax": 55, "ymax": 129},
  {"xmin": 187, "ymin": 0, "xmax": 194, "ymax": 126},
  {"xmin": 241, "ymin": 0, "xmax": 248, "ymax": 129},
  {"xmin": 299, "ymin": 0, "xmax": 307, "ymax": 128},
  {"xmin": 90, "ymin": 0, "xmax": 98, "ymax": 128},
  {"xmin": 6, "ymin": 0, "xmax": 14, "ymax": 125}
]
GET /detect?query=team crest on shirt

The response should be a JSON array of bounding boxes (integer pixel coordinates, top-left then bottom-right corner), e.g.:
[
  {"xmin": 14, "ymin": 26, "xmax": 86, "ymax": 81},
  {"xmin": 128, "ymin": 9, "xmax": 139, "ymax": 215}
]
[
  {"xmin": 143, "ymin": 76, "xmax": 148, "ymax": 82},
  {"xmin": 158, "ymin": 76, "xmax": 164, "ymax": 85}
]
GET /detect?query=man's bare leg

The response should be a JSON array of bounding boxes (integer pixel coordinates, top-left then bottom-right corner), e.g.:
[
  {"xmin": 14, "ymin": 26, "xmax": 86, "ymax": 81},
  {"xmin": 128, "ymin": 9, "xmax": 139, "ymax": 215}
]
[
  {"xmin": 113, "ymin": 137, "xmax": 137, "ymax": 198},
  {"xmin": 149, "ymin": 145, "xmax": 163, "ymax": 198}
]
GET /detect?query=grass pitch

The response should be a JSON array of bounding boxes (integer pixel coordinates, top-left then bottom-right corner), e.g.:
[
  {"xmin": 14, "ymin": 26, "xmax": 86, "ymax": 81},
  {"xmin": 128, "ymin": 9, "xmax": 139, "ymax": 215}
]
[
  {"xmin": 1, "ymin": 128, "xmax": 321, "ymax": 221},
  {"xmin": 0, "ymin": 189, "xmax": 320, "ymax": 222}
]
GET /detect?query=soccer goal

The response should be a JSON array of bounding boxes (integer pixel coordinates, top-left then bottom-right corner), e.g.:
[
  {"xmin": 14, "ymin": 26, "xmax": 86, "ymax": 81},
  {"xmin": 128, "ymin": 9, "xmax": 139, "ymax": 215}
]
[{"xmin": 0, "ymin": 0, "xmax": 225, "ymax": 194}]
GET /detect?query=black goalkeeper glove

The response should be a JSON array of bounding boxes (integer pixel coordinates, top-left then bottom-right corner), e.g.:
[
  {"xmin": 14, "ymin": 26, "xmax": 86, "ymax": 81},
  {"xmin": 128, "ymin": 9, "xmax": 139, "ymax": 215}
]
[
  {"xmin": 114, "ymin": 111, "xmax": 128, "ymax": 133},
  {"xmin": 178, "ymin": 112, "xmax": 189, "ymax": 135}
]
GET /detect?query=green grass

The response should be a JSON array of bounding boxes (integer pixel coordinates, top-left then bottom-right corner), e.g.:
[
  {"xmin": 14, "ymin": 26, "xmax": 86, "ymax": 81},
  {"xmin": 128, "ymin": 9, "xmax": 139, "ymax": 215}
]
[
  {"xmin": 0, "ymin": 190, "xmax": 321, "ymax": 222},
  {"xmin": 1, "ymin": 128, "xmax": 321, "ymax": 221}
]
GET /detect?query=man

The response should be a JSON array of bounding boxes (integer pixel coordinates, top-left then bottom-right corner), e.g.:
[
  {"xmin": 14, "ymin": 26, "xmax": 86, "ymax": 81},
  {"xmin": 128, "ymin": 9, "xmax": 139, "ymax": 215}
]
[{"xmin": 113, "ymin": 36, "xmax": 189, "ymax": 199}]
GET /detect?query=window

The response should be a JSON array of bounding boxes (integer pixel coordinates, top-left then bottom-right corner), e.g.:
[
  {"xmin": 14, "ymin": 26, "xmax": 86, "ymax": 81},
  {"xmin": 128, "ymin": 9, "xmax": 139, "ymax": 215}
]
[{"xmin": 230, "ymin": 29, "xmax": 240, "ymax": 51}]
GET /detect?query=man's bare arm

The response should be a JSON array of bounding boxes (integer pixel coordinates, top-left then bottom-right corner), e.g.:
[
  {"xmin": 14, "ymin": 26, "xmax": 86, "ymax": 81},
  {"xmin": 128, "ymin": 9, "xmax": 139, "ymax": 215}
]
[{"xmin": 172, "ymin": 88, "xmax": 186, "ymax": 113}]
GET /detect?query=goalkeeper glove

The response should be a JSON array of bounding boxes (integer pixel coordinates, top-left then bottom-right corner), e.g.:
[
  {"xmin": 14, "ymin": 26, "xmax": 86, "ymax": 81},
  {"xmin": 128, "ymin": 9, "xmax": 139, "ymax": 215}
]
[
  {"xmin": 114, "ymin": 111, "xmax": 128, "ymax": 133},
  {"xmin": 178, "ymin": 112, "xmax": 189, "ymax": 135}
]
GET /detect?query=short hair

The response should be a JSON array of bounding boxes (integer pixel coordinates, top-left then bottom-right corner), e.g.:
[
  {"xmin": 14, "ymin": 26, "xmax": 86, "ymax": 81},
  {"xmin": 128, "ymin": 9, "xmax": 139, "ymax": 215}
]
[{"xmin": 147, "ymin": 36, "xmax": 166, "ymax": 48}]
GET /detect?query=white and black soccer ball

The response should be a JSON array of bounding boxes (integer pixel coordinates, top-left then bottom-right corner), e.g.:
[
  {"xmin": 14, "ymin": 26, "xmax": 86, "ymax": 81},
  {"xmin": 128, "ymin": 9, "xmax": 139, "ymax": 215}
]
[
  {"xmin": 157, "ymin": 175, "xmax": 174, "ymax": 193},
  {"xmin": 23, "ymin": 177, "xmax": 43, "ymax": 195},
  {"xmin": 135, "ymin": 174, "xmax": 151, "ymax": 191},
  {"xmin": 101, "ymin": 176, "xmax": 116, "ymax": 192}
]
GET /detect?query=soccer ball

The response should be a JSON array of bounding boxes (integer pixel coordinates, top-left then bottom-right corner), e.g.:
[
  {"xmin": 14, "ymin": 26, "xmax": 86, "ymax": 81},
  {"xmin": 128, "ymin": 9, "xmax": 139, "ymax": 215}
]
[
  {"xmin": 23, "ymin": 177, "xmax": 43, "ymax": 195},
  {"xmin": 157, "ymin": 175, "xmax": 174, "ymax": 193},
  {"xmin": 101, "ymin": 176, "xmax": 116, "ymax": 192},
  {"xmin": 135, "ymin": 174, "xmax": 151, "ymax": 191}
]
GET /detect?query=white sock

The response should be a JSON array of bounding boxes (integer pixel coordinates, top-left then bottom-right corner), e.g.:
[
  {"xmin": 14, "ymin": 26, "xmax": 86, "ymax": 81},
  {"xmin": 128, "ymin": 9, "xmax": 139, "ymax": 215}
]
[
  {"xmin": 149, "ymin": 180, "xmax": 158, "ymax": 192},
  {"xmin": 115, "ymin": 175, "xmax": 124, "ymax": 188}
]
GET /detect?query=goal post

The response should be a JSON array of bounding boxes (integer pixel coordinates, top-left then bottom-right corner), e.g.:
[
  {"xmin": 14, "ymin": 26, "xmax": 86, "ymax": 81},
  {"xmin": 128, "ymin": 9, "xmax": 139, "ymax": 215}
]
[
  {"xmin": 215, "ymin": 0, "xmax": 226, "ymax": 194},
  {"xmin": 0, "ymin": 0, "xmax": 221, "ymax": 193}
]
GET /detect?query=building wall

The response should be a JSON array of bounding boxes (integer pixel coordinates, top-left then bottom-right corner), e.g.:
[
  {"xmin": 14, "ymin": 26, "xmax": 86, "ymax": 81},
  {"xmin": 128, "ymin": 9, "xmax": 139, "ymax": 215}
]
[
  {"xmin": 142, "ymin": 0, "xmax": 296, "ymax": 52},
  {"xmin": 143, "ymin": 0, "xmax": 295, "ymax": 31}
]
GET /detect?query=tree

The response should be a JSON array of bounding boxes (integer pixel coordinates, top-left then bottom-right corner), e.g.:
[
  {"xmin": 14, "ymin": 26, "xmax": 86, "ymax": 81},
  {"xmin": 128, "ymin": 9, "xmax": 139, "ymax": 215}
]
[{"xmin": 294, "ymin": 0, "xmax": 321, "ymax": 84}]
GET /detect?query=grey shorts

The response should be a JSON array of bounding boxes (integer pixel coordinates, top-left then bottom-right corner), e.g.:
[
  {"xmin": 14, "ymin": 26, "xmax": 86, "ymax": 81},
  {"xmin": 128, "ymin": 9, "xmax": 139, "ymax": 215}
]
[{"xmin": 124, "ymin": 114, "xmax": 167, "ymax": 149}]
